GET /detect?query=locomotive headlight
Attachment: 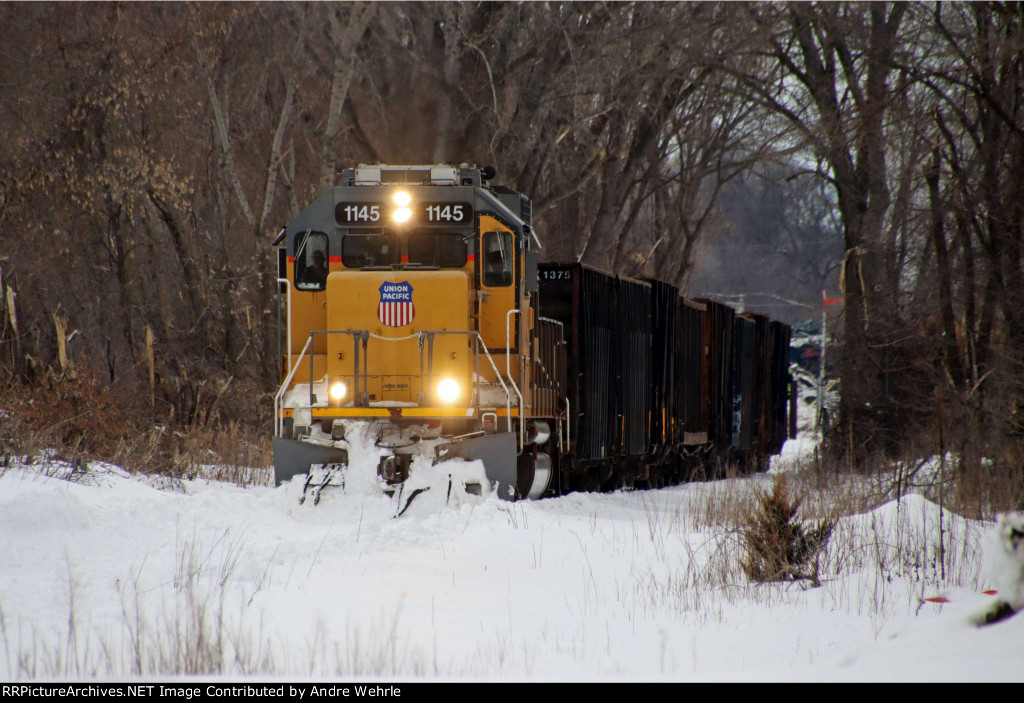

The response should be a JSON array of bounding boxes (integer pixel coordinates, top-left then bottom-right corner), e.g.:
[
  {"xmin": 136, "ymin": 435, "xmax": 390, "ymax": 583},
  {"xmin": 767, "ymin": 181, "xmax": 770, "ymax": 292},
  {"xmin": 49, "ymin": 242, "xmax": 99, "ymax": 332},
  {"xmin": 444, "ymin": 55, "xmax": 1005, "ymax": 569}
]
[
  {"xmin": 436, "ymin": 378, "xmax": 460, "ymax": 404},
  {"xmin": 329, "ymin": 381, "xmax": 347, "ymax": 401},
  {"xmin": 393, "ymin": 190, "xmax": 411, "ymax": 207},
  {"xmin": 393, "ymin": 207, "xmax": 412, "ymax": 223}
]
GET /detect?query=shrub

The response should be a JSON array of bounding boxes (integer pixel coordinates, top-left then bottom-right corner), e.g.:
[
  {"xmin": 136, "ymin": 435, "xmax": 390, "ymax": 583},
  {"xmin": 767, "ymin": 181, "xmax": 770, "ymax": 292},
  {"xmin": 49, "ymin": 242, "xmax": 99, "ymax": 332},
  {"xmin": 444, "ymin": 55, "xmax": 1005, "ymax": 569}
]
[{"xmin": 740, "ymin": 474, "xmax": 834, "ymax": 585}]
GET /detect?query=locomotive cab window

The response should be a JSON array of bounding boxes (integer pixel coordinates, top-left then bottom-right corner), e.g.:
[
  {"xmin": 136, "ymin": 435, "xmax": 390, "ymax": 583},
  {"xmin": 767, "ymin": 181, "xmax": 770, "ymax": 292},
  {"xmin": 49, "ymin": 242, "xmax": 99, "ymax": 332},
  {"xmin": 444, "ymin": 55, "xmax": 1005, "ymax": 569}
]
[
  {"xmin": 295, "ymin": 231, "xmax": 329, "ymax": 291},
  {"xmin": 482, "ymin": 231, "xmax": 514, "ymax": 287},
  {"xmin": 408, "ymin": 232, "xmax": 467, "ymax": 268},
  {"xmin": 342, "ymin": 230, "xmax": 400, "ymax": 268}
]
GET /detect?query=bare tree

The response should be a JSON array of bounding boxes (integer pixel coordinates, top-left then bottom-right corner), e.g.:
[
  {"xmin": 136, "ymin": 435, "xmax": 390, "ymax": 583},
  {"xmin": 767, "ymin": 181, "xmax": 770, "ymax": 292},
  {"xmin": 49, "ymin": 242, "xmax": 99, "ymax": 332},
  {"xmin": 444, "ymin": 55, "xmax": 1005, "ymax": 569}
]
[
  {"xmin": 718, "ymin": 2, "xmax": 911, "ymax": 461},
  {"xmin": 2, "ymin": 0, "xmax": 1020, "ymax": 504}
]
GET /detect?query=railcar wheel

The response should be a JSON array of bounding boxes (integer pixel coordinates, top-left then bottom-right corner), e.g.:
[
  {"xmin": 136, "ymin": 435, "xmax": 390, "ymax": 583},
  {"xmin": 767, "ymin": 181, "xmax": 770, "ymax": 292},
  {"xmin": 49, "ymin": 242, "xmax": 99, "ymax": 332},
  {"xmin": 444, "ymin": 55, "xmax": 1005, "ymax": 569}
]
[{"xmin": 516, "ymin": 451, "xmax": 553, "ymax": 499}]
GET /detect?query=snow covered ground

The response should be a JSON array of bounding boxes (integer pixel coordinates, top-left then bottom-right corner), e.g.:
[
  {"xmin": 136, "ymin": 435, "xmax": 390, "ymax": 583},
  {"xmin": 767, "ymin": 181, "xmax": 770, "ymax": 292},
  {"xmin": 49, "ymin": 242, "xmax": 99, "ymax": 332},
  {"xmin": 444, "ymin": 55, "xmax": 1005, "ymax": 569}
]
[{"xmin": 1, "ymin": 430, "xmax": 1021, "ymax": 682}]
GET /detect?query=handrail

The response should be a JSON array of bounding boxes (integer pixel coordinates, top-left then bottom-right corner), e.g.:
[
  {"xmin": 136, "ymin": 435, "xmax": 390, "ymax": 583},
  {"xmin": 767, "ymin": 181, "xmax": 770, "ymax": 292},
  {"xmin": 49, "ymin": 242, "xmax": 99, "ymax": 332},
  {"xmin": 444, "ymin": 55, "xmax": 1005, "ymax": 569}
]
[
  {"xmin": 274, "ymin": 334, "xmax": 313, "ymax": 437},
  {"xmin": 305, "ymin": 330, "xmax": 369, "ymax": 407},
  {"xmin": 275, "ymin": 329, "xmax": 515, "ymax": 443},
  {"xmin": 505, "ymin": 309, "xmax": 525, "ymax": 450},
  {"xmin": 534, "ymin": 315, "xmax": 568, "ymax": 453},
  {"xmin": 475, "ymin": 335, "xmax": 514, "ymax": 439}
]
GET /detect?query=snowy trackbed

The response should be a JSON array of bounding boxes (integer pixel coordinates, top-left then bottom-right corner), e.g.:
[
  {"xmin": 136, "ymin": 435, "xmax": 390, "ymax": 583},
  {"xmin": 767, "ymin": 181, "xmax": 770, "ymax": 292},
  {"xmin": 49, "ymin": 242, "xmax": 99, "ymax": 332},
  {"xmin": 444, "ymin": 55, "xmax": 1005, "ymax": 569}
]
[{"xmin": 0, "ymin": 441, "xmax": 1021, "ymax": 681}]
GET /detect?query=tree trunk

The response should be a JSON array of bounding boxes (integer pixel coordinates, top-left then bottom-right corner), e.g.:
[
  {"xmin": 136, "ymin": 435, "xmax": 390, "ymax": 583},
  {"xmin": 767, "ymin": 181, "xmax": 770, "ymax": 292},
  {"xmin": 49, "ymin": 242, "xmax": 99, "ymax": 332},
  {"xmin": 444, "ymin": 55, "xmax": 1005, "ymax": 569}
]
[{"xmin": 318, "ymin": 3, "xmax": 377, "ymax": 192}]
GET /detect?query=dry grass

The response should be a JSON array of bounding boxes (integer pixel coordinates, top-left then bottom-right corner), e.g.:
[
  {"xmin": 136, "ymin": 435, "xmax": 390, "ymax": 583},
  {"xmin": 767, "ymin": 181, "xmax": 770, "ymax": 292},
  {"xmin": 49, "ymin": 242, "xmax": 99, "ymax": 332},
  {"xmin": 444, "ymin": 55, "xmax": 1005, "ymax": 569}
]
[
  {"xmin": 612, "ymin": 446, "xmax": 990, "ymax": 624},
  {"xmin": 0, "ymin": 375, "xmax": 271, "ymax": 487},
  {"xmin": 739, "ymin": 475, "xmax": 835, "ymax": 585},
  {"xmin": 0, "ymin": 447, "xmax": 994, "ymax": 679},
  {"xmin": 0, "ymin": 528, "xmax": 437, "ymax": 678}
]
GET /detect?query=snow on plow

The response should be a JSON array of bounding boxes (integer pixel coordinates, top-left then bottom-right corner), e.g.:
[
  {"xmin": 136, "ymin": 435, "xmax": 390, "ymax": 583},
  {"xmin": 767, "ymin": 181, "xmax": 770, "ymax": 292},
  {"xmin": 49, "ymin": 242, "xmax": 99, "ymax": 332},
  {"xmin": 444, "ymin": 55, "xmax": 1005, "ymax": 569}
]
[{"xmin": 274, "ymin": 421, "xmax": 510, "ymax": 516}]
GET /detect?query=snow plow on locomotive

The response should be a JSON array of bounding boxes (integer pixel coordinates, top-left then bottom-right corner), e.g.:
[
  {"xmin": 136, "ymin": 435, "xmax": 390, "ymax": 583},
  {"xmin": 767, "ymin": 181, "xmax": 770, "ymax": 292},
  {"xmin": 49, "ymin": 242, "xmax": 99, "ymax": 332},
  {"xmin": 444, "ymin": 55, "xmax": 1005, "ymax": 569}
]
[{"xmin": 272, "ymin": 164, "xmax": 796, "ymax": 505}]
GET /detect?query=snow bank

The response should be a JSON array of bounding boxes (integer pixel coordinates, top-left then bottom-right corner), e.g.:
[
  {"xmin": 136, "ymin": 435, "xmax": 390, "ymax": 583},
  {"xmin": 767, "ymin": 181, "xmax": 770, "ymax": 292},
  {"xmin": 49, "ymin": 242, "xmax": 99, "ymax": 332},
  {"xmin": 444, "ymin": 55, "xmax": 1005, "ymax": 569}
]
[
  {"xmin": 1, "ymin": 445, "xmax": 1021, "ymax": 681},
  {"xmin": 981, "ymin": 512, "xmax": 1024, "ymax": 610}
]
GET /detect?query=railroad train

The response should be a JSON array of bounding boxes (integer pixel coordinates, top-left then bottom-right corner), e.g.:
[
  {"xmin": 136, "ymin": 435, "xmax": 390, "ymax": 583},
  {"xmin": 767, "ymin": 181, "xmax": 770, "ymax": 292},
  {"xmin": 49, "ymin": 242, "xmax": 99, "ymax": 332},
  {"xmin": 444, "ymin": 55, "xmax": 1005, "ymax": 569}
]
[{"xmin": 272, "ymin": 163, "xmax": 796, "ymax": 504}]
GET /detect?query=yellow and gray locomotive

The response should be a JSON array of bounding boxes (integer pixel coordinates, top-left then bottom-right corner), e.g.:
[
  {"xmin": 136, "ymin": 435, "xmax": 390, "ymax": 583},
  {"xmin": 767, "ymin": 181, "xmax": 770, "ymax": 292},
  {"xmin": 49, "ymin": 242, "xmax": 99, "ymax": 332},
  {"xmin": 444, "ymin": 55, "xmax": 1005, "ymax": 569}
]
[
  {"xmin": 273, "ymin": 163, "xmax": 796, "ymax": 505},
  {"xmin": 273, "ymin": 164, "xmax": 565, "ymax": 503}
]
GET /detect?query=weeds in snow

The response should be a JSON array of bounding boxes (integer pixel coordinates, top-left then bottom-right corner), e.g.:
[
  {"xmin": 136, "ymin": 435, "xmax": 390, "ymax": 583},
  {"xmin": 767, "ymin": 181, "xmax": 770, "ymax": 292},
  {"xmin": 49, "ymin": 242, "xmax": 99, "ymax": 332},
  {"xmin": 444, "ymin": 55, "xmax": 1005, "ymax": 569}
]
[
  {"xmin": 0, "ymin": 529, "xmax": 444, "ymax": 679},
  {"xmin": 740, "ymin": 475, "xmax": 835, "ymax": 586},
  {"xmin": 0, "ymin": 439, "xmax": 1001, "ymax": 680}
]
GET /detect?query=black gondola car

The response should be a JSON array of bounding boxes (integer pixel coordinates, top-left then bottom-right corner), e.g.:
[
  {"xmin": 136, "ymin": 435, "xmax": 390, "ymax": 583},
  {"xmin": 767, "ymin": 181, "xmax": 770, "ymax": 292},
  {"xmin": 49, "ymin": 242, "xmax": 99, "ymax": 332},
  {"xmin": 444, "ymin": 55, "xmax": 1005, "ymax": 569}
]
[
  {"xmin": 538, "ymin": 264, "xmax": 651, "ymax": 464},
  {"xmin": 539, "ymin": 262, "xmax": 793, "ymax": 489},
  {"xmin": 733, "ymin": 314, "xmax": 757, "ymax": 457},
  {"xmin": 699, "ymin": 299, "xmax": 736, "ymax": 452},
  {"xmin": 677, "ymin": 299, "xmax": 706, "ymax": 445},
  {"xmin": 648, "ymin": 280, "xmax": 679, "ymax": 452}
]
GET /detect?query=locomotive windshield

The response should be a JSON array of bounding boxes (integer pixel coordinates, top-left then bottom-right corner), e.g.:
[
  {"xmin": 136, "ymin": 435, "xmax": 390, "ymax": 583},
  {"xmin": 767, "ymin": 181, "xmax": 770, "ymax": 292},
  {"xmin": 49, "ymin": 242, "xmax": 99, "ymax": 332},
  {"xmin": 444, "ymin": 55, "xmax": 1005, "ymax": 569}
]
[
  {"xmin": 342, "ymin": 230, "xmax": 400, "ymax": 267},
  {"xmin": 408, "ymin": 232, "xmax": 467, "ymax": 267}
]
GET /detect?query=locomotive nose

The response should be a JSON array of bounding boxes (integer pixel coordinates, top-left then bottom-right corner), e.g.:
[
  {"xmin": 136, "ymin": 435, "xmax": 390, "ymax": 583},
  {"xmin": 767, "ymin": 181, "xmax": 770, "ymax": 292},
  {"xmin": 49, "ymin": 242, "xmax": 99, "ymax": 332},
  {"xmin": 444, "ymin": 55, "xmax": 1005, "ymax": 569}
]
[{"xmin": 325, "ymin": 270, "xmax": 473, "ymax": 406}]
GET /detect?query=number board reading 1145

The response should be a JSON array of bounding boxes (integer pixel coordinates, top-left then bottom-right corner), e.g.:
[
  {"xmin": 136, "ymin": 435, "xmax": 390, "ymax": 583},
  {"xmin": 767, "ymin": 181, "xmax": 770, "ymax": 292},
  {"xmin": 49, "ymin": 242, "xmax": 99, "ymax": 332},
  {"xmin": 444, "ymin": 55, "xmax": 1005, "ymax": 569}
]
[{"xmin": 335, "ymin": 202, "xmax": 473, "ymax": 225}]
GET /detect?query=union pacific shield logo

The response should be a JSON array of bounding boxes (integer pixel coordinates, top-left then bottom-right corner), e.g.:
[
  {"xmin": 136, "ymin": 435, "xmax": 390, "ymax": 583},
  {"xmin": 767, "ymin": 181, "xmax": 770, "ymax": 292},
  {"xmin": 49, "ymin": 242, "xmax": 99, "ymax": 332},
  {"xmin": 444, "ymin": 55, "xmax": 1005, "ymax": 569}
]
[{"xmin": 378, "ymin": 281, "xmax": 415, "ymax": 327}]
